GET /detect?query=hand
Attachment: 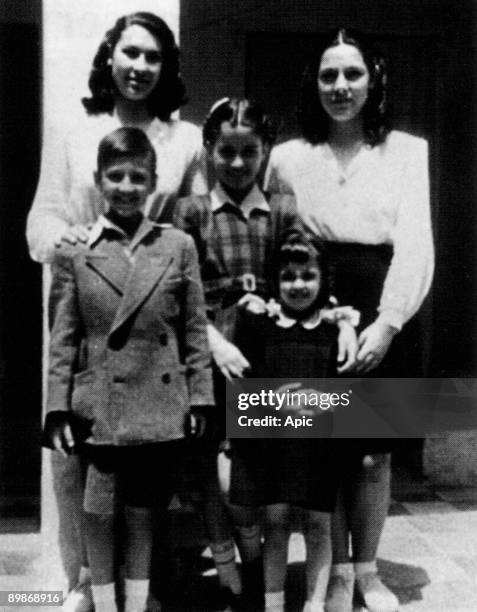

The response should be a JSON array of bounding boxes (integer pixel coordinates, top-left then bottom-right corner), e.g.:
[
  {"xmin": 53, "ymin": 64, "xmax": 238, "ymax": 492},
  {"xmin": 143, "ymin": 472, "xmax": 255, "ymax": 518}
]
[
  {"xmin": 336, "ymin": 322, "xmax": 359, "ymax": 374},
  {"xmin": 54, "ymin": 224, "xmax": 90, "ymax": 247},
  {"xmin": 237, "ymin": 293, "xmax": 267, "ymax": 314},
  {"xmin": 185, "ymin": 405, "xmax": 216, "ymax": 439},
  {"xmin": 356, "ymin": 321, "xmax": 397, "ymax": 374},
  {"xmin": 42, "ymin": 411, "xmax": 75, "ymax": 457},
  {"xmin": 207, "ymin": 325, "xmax": 250, "ymax": 380},
  {"xmin": 272, "ymin": 381, "xmax": 318, "ymax": 416}
]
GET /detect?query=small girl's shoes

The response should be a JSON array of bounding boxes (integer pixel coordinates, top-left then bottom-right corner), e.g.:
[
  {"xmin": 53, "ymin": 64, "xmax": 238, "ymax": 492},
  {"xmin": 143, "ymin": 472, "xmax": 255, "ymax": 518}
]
[{"xmin": 355, "ymin": 571, "xmax": 399, "ymax": 612}]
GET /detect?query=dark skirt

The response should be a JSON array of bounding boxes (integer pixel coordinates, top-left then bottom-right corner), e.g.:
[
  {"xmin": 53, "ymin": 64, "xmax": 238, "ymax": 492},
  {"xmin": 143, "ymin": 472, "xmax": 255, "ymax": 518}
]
[
  {"xmin": 326, "ymin": 242, "xmax": 422, "ymax": 454},
  {"xmin": 230, "ymin": 438, "xmax": 339, "ymax": 513}
]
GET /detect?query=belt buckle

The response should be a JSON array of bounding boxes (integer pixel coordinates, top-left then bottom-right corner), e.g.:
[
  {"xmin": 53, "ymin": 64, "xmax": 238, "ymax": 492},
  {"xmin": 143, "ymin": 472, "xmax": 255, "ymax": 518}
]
[{"xmin": 241, "ymin": 273, "xmax": 256, "ymax": 292}]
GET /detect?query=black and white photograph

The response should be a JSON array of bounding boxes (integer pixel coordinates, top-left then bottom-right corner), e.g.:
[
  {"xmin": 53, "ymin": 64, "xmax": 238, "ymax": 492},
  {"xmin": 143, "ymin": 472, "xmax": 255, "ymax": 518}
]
[{"xmin": 0, "ymin": 1, "xmax": 476, "ymax": 611}]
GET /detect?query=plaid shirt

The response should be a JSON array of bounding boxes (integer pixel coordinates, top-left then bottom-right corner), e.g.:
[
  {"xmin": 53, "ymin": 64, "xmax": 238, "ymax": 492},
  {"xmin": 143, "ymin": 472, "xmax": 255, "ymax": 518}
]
[{"xmin": 174, "ymin": 184, "xmax": 300, "ymax": 337}]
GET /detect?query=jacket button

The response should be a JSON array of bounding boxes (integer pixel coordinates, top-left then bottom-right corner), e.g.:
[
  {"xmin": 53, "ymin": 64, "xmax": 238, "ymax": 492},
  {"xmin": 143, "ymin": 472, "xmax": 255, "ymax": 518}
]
[
  {"xmin": 160, "ymin": 333, "xmax": 168, "ymax": 346},
  {"xmin": 162, "ymin": 373, "xmax": 171, "ymax": 384}
]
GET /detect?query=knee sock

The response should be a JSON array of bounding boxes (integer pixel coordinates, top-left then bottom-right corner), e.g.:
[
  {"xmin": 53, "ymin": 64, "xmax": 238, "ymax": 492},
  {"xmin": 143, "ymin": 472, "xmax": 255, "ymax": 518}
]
[
  {"xmin": 354, "ymin": 560, "xmax": 377, "ymax": 575},
  {"xmin": 91, "ymin": 583, "xmax": 117, "ymax": 612},
  {"xmin": 236, "ymin": 524, "xmax": 261, "ymax": 562},
  {"xmin": 124, "ymin": 578, "xmax": 149, "ymax": 612},
  {"xmin": 330, "ymin": 562, "xmax": 354, "ymax": 578},
  {"xmin": 265, "ymin": 590, "xmax": 285, "ymax": 612},
  {"xmin": 210, "ymin": 540, "xmax": 242, "ymax": 595}
]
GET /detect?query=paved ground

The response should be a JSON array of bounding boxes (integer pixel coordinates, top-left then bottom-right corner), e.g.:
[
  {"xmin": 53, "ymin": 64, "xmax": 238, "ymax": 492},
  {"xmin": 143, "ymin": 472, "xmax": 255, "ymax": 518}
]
[{"xmin": 1, "ymin": 467, "xmax": 476, "ymax": 611}]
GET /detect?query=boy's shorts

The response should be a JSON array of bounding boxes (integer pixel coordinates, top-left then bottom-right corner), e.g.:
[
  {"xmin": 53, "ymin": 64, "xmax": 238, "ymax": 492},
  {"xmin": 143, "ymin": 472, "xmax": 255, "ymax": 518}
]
[{"xmin": 82, "ymin": 440, "xmax": 186, "ymax": 515}]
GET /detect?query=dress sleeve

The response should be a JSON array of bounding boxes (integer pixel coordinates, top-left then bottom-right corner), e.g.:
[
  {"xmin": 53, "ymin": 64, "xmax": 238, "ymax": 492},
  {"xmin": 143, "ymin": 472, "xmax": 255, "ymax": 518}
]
[
  {"xmin": 26, "ymin": 122, "xmax": 73, "ymax": 263},
  {"xmin": 47, "ymin": 250, "xmax": 82, "ymax": 412},
  {"xmin": 377, "ymin": 138, "xmax": 434, "ymax": 330},
  {"xmin": 264, "ymin": 146, "xmax": 294, "ymax": 195}
]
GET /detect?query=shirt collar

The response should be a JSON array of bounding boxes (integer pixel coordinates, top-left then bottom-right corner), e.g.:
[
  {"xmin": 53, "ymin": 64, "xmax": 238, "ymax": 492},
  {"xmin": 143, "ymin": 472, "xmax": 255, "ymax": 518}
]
[
  {"xmin": 269, "ymin": 300, "xmax": 324, "ymax": 329},
  {"xmin": 210, "ymin": 182, "xmax": 270, "ymax": 219},
  {"xmin": 88, "ymin": 214, "xmax": 158, "ymax": 251}
]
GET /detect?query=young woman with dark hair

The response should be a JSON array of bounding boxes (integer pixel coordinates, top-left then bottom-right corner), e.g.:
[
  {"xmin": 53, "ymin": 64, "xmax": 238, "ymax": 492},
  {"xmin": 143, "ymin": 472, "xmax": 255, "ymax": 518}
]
[
  {"xmin": 82, "ymin": 12, "xmax": 185, "ymax": 120},
  {"xmin": 265, "ymin": 28, "xmax": 434, "ymax": 612},
  {"xmin": 297, "ymin": 28, "xmax": 389, "ymax": 147},
  {"xmin": 27, "ymin": 11, "xmax": 207, "ymax": 264}
]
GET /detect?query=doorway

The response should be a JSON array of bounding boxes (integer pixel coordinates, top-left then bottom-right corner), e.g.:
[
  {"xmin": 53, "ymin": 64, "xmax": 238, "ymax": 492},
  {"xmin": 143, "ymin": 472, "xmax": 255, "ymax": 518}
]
[{"xmin": 0, "ymin": 2, "xmax": 42, "ymax": 530}]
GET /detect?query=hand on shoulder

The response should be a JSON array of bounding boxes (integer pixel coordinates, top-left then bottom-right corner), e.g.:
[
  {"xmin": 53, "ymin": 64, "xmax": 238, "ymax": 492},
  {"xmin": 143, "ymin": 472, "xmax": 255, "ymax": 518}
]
[{"xmin": 54, "ymin": 224, "xmax": 91, "ymax": 248}]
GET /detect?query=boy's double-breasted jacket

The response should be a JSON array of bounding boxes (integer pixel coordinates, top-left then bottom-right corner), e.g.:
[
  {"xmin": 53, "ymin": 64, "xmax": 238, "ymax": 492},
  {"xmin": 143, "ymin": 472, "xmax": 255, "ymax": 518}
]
[{"xmin": 47, "ymin": 217, "xmax": 214, "ymax": 445}]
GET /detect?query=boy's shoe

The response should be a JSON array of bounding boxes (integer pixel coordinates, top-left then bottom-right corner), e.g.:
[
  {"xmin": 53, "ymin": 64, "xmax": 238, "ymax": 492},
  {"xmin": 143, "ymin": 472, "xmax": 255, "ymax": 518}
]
[
  {"xmin": 62, "ymin": 581, "xmax": 94, "ymax": 612},
  {"xmin": 324, "ymin": 564, "xmax": 354, "ymax": 612},
  {"xmin": 355, "ymin": 573, "xmax": 399, "ymax": 612}
]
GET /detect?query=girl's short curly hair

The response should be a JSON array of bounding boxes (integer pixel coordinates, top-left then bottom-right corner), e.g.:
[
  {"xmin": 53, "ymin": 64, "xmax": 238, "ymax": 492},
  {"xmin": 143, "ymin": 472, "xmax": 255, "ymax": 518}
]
[
  {"xmin": 202, "ymin": 98, "xmax": 276, "ymax": 149},
  {"xmin": 276, "ymin": 229, "xmax": 331, "ymax": 309},
  {"xmin": 82, "ymin": 12, "xmax": 186, "ymax": 121},
  {"xmin": 298, "ymin": 28, "xmax": 390, "ymax": 146}
]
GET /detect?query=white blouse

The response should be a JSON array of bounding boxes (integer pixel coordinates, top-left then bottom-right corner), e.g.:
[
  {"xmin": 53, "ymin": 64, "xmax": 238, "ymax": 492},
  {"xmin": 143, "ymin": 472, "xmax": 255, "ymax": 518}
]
[
  {"xmin": 27, "ymin": 113, "xmax": 207, "ymax": 263},
  {"xmin": 264, "ymin": 130, "xmax": 434, "ymax": 330}
]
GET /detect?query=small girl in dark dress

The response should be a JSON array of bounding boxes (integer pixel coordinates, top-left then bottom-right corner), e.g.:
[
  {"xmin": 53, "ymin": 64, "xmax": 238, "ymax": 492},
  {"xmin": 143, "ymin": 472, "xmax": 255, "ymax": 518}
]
[{"xmin": 231, "ymin": 231, "xmax": 358, "ymax": 612}]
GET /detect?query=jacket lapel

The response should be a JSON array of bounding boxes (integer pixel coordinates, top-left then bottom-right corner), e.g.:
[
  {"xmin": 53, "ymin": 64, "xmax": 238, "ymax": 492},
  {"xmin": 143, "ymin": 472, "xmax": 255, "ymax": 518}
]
[
  {"xmin": 109, "ymin": 243, "xmax": 174, "ymax": 337},
  {"xmin": 84, "ymin": 249, "xmax": 130, "ymax": 295}
]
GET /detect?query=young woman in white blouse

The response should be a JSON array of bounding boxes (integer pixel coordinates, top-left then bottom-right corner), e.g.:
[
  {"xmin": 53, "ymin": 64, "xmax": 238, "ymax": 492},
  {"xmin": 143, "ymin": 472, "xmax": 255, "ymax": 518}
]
[
  {"xmin": 27, "ymin": 11, "xmax": 207, "ymax": 264},
  {"xmin": 27, "ymin": 12, "xmax": 207, "ymax": 611},
  {"xmin": 265, "ymin": 28, "xmax": 433, "ymax": 612}
]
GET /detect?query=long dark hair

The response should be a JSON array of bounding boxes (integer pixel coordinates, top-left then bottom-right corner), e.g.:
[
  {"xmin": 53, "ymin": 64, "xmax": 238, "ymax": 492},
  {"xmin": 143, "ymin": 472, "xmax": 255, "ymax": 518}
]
[
  {"xmin": 298, "ymin": 28, "xmax": 390, "ymax": 146},
  {"xmin": 82, "ymin": 12, "xmax": 186, "ymax": 121}
]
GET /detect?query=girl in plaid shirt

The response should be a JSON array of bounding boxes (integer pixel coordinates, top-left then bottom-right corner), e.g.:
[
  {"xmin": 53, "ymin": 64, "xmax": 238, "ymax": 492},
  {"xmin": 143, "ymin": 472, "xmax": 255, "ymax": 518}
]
[{"xmin": 174, "ymin": 98, "xmax": 357, "ymax": 609}]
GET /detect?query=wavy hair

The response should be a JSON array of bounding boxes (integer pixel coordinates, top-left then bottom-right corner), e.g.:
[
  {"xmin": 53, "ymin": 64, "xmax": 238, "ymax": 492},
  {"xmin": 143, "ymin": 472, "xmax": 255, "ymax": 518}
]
[
  {"xmin": 276, "ymin": 229, "xmax": 331, "ymax": 309},
  {"xmin": 298, "ymin": 28, "xmax": 390, "ymax": 146},
  {"xmin": 202, "ymin": 97, "xmax": 276, "ymax": 149},
  {"xmin": 82, "ymin": 12, "xmax": 186, "ymax": 120}
]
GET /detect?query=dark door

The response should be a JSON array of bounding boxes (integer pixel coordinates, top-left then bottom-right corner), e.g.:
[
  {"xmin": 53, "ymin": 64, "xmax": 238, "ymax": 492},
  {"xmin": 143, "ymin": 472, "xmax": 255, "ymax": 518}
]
[{"xmin": 0, "ymin": 2, "xmax": 42, "ymax": 529}]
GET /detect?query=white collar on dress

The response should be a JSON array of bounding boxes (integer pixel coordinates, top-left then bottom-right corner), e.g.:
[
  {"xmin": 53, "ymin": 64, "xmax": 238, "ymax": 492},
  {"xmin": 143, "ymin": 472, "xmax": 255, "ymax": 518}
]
[
  {"xmin": 242, "ymin": 295, "xmax": 360, "ymax": 329},
  {"xmin": 210, "ymin": 182, "xmax": 270, "ymax": 219},
  {"xmin": 272, "ymin": 303, "xmax": 324, "ymax": 329}
]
